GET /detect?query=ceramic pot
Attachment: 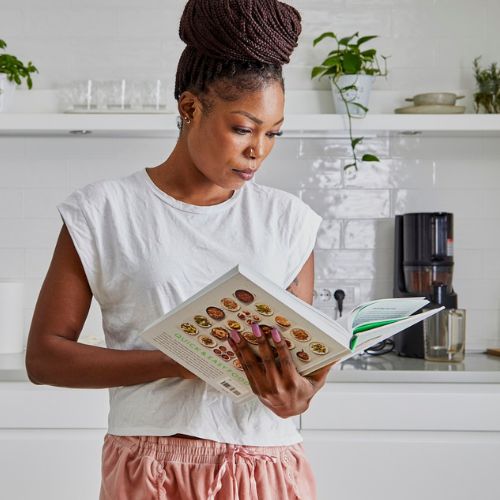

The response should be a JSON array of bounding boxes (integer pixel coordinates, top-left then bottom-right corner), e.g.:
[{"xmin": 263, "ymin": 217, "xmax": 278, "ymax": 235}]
[
  {"xmin": 330, "ymin": 74, "xmax": 374, "ymax": 116},
  {"xmin": 0, "ymin": 74, "xmax": 16, "ymax": 112}
]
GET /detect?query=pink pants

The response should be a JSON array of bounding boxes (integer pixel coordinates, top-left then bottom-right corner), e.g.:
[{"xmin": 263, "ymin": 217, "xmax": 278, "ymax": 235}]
[{"xmin": 100, "ymin": 434, "xmax": 316, "ymax": 500}]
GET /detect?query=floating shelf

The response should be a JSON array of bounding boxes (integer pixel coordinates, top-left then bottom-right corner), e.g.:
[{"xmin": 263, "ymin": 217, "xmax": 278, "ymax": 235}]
[{"xmin": 1, "ymin": 113, "xmax": 500, "ymax": 138}]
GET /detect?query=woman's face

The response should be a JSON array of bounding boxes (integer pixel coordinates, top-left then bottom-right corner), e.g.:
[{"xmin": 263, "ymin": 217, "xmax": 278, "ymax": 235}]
[{"xmin": 183, "ymin": 81, "xmax": 285, "ymax": 190}]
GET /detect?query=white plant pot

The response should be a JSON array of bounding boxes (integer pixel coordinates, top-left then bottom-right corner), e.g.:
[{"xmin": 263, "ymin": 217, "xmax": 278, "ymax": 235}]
[
  {"xmin": 0, "ymin": 74, "xmax": 16, "ymax": 112},
  {"xmin": 330, "ymin": 74, "xmax": 374, "ymax": 116}
]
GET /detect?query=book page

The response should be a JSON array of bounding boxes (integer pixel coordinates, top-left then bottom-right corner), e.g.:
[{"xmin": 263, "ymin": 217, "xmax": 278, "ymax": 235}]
[{"xmin": 351, "ymin": 298, "xmax": 428, "ymax": 329}]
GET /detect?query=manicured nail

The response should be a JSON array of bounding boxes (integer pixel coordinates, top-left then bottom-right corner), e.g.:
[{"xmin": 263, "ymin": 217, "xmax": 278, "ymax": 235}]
[
  {"xmin": 251, "ymin": 323, "xmax": 262, "ymax": 337},
  {"xmin": 230, "ymin": 329, "xmax": 241, "ymax": 344},
  {"xmin": 271, "ymin": 328, "xmax": 282, "ymax": 343}
]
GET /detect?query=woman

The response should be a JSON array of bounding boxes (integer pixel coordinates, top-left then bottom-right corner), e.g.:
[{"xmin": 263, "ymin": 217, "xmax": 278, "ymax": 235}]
[{"xmin": 26, "ymin": 1, "xmax": 335, "ymax": 498}]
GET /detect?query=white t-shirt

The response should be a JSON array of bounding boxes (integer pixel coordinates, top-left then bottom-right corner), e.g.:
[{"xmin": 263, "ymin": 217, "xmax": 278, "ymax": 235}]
[{"xmin": 57, "ymin": 168, "xmax": 322, "ymax": 446}]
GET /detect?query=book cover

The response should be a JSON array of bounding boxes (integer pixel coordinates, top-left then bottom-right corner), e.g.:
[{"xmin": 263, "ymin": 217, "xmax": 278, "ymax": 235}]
[{"xmin": 141, "ymin": 264, "xmax": 443, "ymax": 402}]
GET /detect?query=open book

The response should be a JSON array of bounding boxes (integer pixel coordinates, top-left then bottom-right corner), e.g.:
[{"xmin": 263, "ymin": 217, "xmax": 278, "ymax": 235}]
[{"xmin": 141, "ymin": 265, "xmax": 443, "ymax": 403}]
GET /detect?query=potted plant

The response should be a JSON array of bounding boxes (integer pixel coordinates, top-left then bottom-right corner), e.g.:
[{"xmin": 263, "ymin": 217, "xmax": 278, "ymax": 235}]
[
  {"xmin": 0, "ymin": 39, "xmax": 38, "ymax": 112},
  {"xmin": 311, "ymin": 32, "xmax": 388, "ymax": 170},
  {"xmin": 473, "ymin": 56, "xmax": 499, "ymax": 114}
]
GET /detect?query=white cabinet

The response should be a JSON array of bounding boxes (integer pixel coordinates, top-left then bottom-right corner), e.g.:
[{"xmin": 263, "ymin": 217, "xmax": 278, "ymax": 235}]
[
  {"xmin": 2, "ymin": 380, "xmax": 500, "ymax": 500},
  {"xmin": 0, "ymin": 383, "xmax": 108, "ymax": 500},
  {"xmin": 301, "ymin": 383, "xmax": 500, "ymax": 500},
  {"xmin": 0, "ymin": 429, "xmax": 106, "ymax": 500}
]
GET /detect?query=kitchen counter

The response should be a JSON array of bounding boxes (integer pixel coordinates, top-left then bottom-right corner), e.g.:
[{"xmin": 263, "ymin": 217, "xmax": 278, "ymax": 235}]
[
  {"xmin": 327, "ymin": 351, "xmax": 500, "ymax": 383},
  {"xmin": 2, "ymin": 351, "xmax": 499, "ymax": 384}
]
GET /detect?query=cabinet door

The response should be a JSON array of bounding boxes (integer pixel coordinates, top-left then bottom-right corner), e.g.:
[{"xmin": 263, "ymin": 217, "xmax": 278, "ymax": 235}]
[
  {"xmin": 302, "ymin": 430, "xmax": 500, "ymax": 500},
  {"xmin": 0, "ymin": 429, "xmax": 106, "ymax": 500}
]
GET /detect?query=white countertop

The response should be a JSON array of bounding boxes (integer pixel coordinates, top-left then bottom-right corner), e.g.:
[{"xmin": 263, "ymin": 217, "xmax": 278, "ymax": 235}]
[
  {"xmin": 327, "ymin": 351, "xmax": 500, "ymax": 383},
  {"xmin": 2, "ymin": 351, "xmax": 500, "ymax": 384}
]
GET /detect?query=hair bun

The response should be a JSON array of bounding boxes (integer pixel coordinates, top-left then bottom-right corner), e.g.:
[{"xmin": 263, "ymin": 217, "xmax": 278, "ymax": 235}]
[{"xmin": 179, "ymin": 0, "xmax": 302, "ymax": 65}]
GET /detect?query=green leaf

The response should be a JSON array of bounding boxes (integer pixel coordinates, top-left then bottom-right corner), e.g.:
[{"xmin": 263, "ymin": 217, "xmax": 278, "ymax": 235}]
[
  {"xmin": 361, "ymin": 49, "xmax": 376, "ymax": 58},
  {"xmin": 322, "ymin": 55, "xmax": 341, "ymax": 67},
  {"xmin": 311, "ymin": 66, "xmax": 327, "ymax": 79},
  {"xmin": 323, "ymin": 66, "xmax": 340, "ymax": 76},
  {"xmin": 352, "ymin": 102, "xmax": 369, "ymax": 113},
  {"xmin": 361, "ymin": 154, "xmax": 380, "ymax": 162},
  {"xmin": 313, "ymin": 32, "xmax": 336, "ymax": 46},
  {"xmin": 0, "ymin": 39, "xmax": 6, "ymax": 49},
  {"xmin": 351, "ymin": 137, "xmax": 363, "ymax": 148},
  {"xmin": 357, "ymin": 35, "xmax": 378, "ymax": 46},
  {"xmin": 339, "ymin": 84, "xmax": 357, "ymax": 92},
  {"xmin": 343, "ymin": 52, "xmax": 362, "ymax": 73},
  {"xmin": 338, "ymin": 32, "xmax": 358, "ymax": 46}
]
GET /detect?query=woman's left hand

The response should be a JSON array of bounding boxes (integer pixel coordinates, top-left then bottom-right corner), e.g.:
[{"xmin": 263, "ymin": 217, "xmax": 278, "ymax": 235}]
[{"xmin": 228, "ymin": 323, "xmax": 335, "ymax": 418}]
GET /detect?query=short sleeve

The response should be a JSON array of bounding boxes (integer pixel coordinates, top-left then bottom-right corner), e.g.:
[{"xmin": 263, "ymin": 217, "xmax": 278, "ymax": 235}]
[
  {"xmin": 282, "ymin": 202, "xmax": 323, "ymax": 288},
  {"xmin": 56, "ymin": 189, "xmax": 103, "ymax": 303}
]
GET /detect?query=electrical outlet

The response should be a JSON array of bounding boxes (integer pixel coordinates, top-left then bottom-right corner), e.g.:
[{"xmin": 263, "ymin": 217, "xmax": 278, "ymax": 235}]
[
  {"xmin": 313, "ymin": 285, "xmax": 360, "ymax": 306},
  {"xmin": 318, "ymin": 288, "xmax": 332, "ymax": 302}
]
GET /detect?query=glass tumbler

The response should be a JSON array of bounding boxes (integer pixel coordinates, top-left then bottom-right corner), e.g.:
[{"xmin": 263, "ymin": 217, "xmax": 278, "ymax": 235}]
[{"xmin": 424, "ymin": 308, "xmax": 466, "ymax": 362}]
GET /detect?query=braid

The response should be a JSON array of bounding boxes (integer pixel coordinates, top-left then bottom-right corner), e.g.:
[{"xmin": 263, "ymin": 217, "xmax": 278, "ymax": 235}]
[{"xmin": 174, "ymin": 0, "xmax": 302, "ymax": 102}]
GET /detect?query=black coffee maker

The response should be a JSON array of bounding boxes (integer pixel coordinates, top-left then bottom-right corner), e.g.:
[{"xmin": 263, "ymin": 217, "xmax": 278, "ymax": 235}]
[{"xmin": 392, "ymin": 212, "xmax": 457, "ymax": 358}]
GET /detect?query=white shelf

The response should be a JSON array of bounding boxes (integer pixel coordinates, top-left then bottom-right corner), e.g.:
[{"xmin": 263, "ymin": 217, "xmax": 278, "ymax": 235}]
[{"xmin": 1, "ymin": 112, "xmax": 500, "ymax": 138}]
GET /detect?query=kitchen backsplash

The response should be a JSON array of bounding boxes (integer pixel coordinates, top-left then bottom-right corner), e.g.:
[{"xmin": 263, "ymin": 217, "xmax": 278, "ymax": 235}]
[
  {"xmin": 1, "ymin": 0, "xmax": 500, "ymax": 351},
  {"xmin": 0, "ymin": 133, "xmax": 499, "ymax": 352},
  {"xmin": 1, "ymin": 0, "xmax": 499, "ymax": 92}
]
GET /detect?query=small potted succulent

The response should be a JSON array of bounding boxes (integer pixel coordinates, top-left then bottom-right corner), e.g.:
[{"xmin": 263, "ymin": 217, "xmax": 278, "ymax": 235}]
[
  {"xmin": 312, "ymin": 32, "xmax": 388, "ymax": 170},
  {"xmin": 473, "ymin": 56, "xmax": 499, "ymax": 114},
  {"xmin": 0, "ymin": 39, "xmax": 38, "ymax": 112}
]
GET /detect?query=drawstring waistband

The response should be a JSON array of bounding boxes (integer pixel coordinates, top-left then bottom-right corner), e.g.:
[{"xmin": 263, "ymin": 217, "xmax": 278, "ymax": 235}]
[{"xmin": 207, "ymin": 445, "xmax": 278, "ymax": 500}]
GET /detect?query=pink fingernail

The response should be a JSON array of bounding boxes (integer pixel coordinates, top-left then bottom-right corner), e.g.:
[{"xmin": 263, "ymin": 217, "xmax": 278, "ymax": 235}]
[
  {"xmin": 230, "ymin": 329, "xmax": 241, "ymax": 344},
  {"xmin": 271, "ymin": 328, "xmax": 282, "ymax": 343},
  {"xmin": 251, "ymin": 323, "xmax": 262, "ymax": 337}
]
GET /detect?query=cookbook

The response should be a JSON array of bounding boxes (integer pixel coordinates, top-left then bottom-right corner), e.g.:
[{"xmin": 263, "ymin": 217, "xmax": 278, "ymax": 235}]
[{"xmin": 141, "ymin": 264, "xmax": 443, "ymax": 403}]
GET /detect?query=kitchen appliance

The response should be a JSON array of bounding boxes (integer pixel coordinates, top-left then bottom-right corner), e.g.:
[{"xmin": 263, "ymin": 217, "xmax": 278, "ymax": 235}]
[{"xmin": 392, "ymin": 212, "xmax": 457, "ymax": 358}]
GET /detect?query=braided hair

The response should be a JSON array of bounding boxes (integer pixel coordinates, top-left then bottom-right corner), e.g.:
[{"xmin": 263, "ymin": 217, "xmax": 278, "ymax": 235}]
[{"xmin": 175, "ymin": 0, "xmax": 302, "ymax": 109}]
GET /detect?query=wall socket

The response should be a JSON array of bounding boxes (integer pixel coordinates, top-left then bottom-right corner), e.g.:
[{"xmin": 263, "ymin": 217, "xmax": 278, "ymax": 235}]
[{"xmin": 313, "ymin": 285, "xmax": 360, "ymax": 307}]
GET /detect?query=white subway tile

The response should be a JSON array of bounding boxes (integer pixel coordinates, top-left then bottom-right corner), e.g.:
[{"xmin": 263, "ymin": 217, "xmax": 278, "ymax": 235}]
[
  {"xmin": 25, "ymin": 248, "xmax": 53, "ymax": 279},
  {"xmin": 25, "ymin": 8, "xmax": 121, "ymax": 38},
  {"xmin": 23, "ymin": 188, "xmax": 72, "ymax": 218},
  {"xmin": 394, "ymin": 189, "xmax": 486, "ymax": 218},
  {"xmin": 315, "ymin": 250, "xmax": 376, "ymax": 280},
  {"xmin": 22, "ymin": 278, "xmax": 43, "ymax": 311},
  {"xmin": 454, "ymin": 218, "xmax": 490, "ymax": 250},
  {"xmin": 302, "ymin": 189, "xmax": 390, "ymax": 218},
  {"xmin": 0, "ymin": 189, "xmax": 23, "ymax": 218},
  {"xmin": 344, "ymin": 219, "xmax": 394, "ymax": 250},
  {"xmin": 299, "ymin": 138, "xmax": 353, "ymax": 159},
  {"xmin": 0, "ymin": 218, "xmax": 61, "ymax": 248},
  {"xmin": 434, "ymin": 160, "xmax": 500, "ymax": 189},
  {"xmin": 0, "ymin": 9, "xmax": 26, "ymax": 37},
  {"xmin": 315, "ymin": 248, "xmax": 393, "ymax": 281},
  {"xmin": 344, "ymin": 159, "xmax": 392, "ymax": 188},
  {"xmin": 463, "ymin": 309, "xmax": 500, "ymax": 351},
  {"xmin": 483, "ymin": 191, "xmax": 500, "ymax": 219},
  {"xmin": 316, "ymin": 219, "xmax": 342, "ymax": 250},
  {"xmin": 0, "ymin": 249, "xmax": 25, "ymax": 279},
  {"xmin": 456, "ymin": 280, "xmax": 500, "ymax": 310},
  {"xmin": 483, "ymin": 250, "xmax": 500, "ymax": 280},
  {"xmin": 453, "ymin": 249, "xmax": 484, "ymax": 280}
]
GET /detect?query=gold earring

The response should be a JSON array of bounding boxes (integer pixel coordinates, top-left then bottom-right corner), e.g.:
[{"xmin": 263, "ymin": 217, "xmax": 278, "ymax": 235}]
[{"xmin": 184, "ymin": 115, "xmax": 191, "ymax": 124}]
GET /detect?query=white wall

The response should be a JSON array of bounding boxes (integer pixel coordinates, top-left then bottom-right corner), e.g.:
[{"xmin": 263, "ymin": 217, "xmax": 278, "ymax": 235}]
[{"xmin": 0, "ymin": 0, "xmax": 499, "ymax": 351}]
